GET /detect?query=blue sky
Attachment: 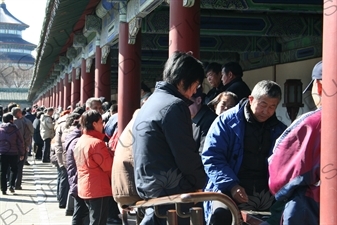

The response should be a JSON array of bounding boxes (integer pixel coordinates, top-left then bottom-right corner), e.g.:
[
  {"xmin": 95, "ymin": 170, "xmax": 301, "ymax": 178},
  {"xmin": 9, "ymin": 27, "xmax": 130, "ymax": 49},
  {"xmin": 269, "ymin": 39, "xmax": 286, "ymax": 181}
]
[{"xmin": 5, "ymin": 0, "xmax": 48, "ymax": 46}]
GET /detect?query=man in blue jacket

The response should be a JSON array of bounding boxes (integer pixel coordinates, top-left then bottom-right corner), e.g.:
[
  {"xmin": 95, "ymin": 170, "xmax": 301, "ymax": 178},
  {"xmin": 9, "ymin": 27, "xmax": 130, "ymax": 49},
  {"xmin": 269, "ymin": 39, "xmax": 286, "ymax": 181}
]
[{"xmin": 202, "ymin": 80, "xmax": 287, "ymax": 225}]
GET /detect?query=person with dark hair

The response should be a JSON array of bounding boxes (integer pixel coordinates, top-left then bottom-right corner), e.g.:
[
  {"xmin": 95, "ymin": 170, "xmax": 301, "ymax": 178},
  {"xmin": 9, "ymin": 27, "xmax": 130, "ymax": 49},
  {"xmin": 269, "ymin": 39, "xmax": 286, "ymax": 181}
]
[
  {"xmin": 25, "ymin": 107, "xmax": 36, "ymax": 157},
  {"xmin": 8, "ymin": 102, "xmax": 18, "ymax": 112},
  {"xmin": 207, "ymin": 91, "xmax": 239, "ymax": 115},
  {"xmin": 65, "ymin": 100, "xmax": 122, "ymax": 225},
  {"xmin": 101, "ymin": 101, "xmax": 112, "ymax": 124},
  {"xmin": 25, "ymin": 107, "xmax": 36, "ymax": 123},
  {"xmin": 72, "ymin": 106, "xmax": 85, "ymax": 116},
  {"xmin": 140, "ymin": 81, "xmax": 152, "ymax": 106},
  {"xmin": 33, "ymin": 111, "xmax": 45, "ymax": 160},
  {"xmin": 221, "ymin": 61, "xmax": 251, "ymax": 101},
  {"xmin": 73, "ymin": 110, "xmax": 113, "ymax": 225},
  {"xmin": 132, "ymin": 51, "xmax": 207, "ymax": 225},
  {"xmin": 104, "ymin": 104, "xmax": 118, "ymax": 138},
  {"xmin": 189, "ymin": 86, "xmax": 217, "ymax": 154},
  {"xmin": 0, "ymin": 113, "xmax": 24, "ymax": 195},
  {"xmin": 204, "ymin": 62, "xmax": 225, "ymax": 104},
  {"xmin": 202, "ymin": 80, "xmax": 287, "ymax": 225}
]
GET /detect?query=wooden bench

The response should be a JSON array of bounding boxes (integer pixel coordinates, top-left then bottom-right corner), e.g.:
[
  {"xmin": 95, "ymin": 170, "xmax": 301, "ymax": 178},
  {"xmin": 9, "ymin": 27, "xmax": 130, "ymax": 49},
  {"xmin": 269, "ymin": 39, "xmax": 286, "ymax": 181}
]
[{"xmin": 122, "ymin": 192, "xmax": 242, "ymax": 225}]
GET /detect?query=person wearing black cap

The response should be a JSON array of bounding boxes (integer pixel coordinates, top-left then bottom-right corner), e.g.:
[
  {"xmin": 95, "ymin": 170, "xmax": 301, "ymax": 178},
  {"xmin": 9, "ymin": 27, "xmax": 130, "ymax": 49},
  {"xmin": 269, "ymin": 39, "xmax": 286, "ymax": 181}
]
[
  {"xmin": 221, "ymin": 62, "xmax": 251, "ymax": 101},
  {"xmin": 267, "ymin": 61, "xmax": 321, "ymax": 225}
]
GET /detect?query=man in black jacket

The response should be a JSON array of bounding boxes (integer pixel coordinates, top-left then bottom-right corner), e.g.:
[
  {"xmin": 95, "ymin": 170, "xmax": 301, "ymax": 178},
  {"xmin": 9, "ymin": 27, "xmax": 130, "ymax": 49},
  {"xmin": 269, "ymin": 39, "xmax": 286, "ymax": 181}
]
[
  {"xmin": 221, "ymin": 62, "xmax": 251, "ymax": 101},
  {"xmin": 132, "ymin": 52, "xmax": 207, "ymax": 225},
  {"xmin": 189, "ymin": 87, "xmax": 217, "ymax": 154},
  {"xmin": 204, "ymin": 62, "xmax": 225, "ymax": 104}
]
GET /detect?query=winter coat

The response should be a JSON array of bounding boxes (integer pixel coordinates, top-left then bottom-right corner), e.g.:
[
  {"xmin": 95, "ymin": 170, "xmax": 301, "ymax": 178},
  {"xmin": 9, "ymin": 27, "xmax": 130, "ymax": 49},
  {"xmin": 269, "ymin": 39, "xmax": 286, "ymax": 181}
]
[
  {"xmin": 112, "ymin": 109, "xmax": 141, "ymax": 206},
  {"xmin": 269, "ymin": 109, "xmax": 321, "ymax": 225},
  {"xmin": 192, "ymin": 105, "xmax": 217, "ymax": 154},
  {"xmin": 0, "ymin": 122, "xmax": 25, "ymax": 156},
  {"xmin": 104, "ymin": 113, "xmax": 118, "ymax": 138},
  {"xmin": 202, "ymin": 99, "xmax": 287, "ymax": 222},
  {"xmin": 54, "ymin": 115, "xmax": 68, "ymax": 167},
  {"xmin": 13, "ymin": 117, "xmax": 34, "ymax": 150},
  {"xmin": 132, "ymin": 81, "xmax": 207, "ymax": 199},
  {"xmin": 205, "ymin": 83, "xmax": 225, "ymax": 105},
  {"xmin": 223, "ymin": 77, "xmax": 251, "ymax": 101},
  {"xmin": 33, "ymin": 118, "xmax": 43, "ymax": 144},
  {"xmin": 74, "ymin": 129, "xmax": 113, "ymax": 199},
  {"xmin": 40, "ymin": 114, "xmax": 55, "ymax": 140},
  {"xmin": 65, "ymin": 127, "xmax": 81, "ymax": 197}
]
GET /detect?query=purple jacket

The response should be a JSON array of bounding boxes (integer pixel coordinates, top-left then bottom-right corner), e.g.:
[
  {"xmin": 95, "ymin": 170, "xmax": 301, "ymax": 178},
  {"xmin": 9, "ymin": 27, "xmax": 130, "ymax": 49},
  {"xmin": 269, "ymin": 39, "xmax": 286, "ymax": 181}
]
[
  {"xmin": 269, "ymin": 108, "xmax": 321, "ymax": 225},
  {"xmin": 65, "ymin": 127, "xmax": 81, "ymax": 197},
  {"xmin": 0, "ymin": 122, "xmax": 24, "ymax": 156}
]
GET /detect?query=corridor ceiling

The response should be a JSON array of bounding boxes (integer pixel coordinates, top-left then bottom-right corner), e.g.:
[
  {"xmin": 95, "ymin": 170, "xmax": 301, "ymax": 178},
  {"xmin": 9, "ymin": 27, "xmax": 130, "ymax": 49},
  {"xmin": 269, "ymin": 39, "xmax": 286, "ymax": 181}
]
[{"xmin": 28, "ymin": 0, "xmax": 322, "ymax": 101}]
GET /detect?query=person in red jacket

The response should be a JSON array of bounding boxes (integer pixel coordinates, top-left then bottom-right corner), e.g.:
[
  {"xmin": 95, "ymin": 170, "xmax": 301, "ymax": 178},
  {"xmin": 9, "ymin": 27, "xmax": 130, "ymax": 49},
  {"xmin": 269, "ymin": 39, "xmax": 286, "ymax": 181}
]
[{"xmin": 73, "ymin": 109, "xmax": 113, "ymax": 225}]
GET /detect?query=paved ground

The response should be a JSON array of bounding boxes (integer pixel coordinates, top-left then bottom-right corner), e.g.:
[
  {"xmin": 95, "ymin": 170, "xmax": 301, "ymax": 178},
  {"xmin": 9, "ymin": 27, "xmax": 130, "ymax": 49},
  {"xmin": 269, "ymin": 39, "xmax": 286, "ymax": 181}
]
[{"xmin": 0, "ymin": 156, "xmax": 72, "ymax": 225}]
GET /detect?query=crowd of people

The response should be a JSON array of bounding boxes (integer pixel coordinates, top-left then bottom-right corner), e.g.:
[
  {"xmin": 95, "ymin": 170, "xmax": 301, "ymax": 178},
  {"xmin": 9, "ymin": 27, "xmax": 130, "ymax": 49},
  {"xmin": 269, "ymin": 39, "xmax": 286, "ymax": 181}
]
[{"xmin": 0, "ymin": 52, "xmax": 322, "ymax": 225}]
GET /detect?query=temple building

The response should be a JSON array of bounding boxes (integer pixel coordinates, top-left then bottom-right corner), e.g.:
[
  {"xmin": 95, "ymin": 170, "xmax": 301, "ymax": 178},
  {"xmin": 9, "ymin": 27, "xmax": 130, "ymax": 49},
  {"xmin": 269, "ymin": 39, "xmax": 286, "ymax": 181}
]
[{"xmin": 0, "ymin": 0, "xmax": 36, "ymax": 108}]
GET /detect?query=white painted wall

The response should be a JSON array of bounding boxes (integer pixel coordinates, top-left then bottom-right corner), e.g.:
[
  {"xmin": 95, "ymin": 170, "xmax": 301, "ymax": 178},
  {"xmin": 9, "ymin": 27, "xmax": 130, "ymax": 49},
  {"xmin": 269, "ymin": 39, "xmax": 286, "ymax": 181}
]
[{"xmin": 244, "ymin": 58, "xmax": 322, "ymax": 126}]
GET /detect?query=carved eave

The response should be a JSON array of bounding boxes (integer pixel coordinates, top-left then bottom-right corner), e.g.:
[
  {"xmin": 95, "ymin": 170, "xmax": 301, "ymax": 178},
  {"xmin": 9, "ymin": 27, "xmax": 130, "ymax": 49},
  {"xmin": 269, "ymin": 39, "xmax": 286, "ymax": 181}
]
[
  {"xmin": 128, "ymin": 17, "xmax": 142, "ymax": 44},
  {"xmin": 101, "ymin": 45, "xmax": 111, "ymax": 64},
  {"xmin": 86, "ymin": 58, "xmax": 93, "ymax": 73}
]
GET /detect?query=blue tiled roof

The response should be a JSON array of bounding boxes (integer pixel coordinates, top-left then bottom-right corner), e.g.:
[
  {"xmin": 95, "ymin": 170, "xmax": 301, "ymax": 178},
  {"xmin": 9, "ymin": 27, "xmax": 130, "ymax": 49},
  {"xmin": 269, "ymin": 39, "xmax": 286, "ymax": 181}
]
[
  {"xmin": 0, "ymin": 36, "xmax": 36, "ymax": 46},
  {"xmin": 0, "ymin": 88, "xmax": 28, "ymax": 101},
  {"xmin": 0, "ymin": 3, "xmax": 28, "ymax": 27}
]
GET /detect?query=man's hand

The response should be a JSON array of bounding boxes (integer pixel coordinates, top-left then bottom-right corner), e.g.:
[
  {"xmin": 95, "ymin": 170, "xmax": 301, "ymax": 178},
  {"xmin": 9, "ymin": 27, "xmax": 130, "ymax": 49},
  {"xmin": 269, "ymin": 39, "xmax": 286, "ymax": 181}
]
[
  {"xmin": 231, "ymin": 185, "xmax": 249, "ymax": 203},
  {"xmin": 20, "ymin": 156, "xmax": 24, "ymax": 161}
]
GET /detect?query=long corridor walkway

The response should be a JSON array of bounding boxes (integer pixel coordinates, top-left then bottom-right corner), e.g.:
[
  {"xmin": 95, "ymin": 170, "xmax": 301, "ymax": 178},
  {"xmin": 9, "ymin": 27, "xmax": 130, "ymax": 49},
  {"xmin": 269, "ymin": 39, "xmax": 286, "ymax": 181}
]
[{"xmin": 0, "ymin": 157, "xmax": 72, "ymax": 225}]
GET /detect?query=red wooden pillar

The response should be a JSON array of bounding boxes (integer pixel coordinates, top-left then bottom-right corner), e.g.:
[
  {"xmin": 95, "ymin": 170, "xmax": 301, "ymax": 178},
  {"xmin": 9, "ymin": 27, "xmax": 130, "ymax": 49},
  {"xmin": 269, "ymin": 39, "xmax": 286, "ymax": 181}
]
[
  {"xmin": 71, "ymin": 68, "xmax": 81, "ymax": 109},
  {"xmin": 49, "ymin": 89, "xmax": 52, "ymax": 108},
  {"xmin": 55, "ymin": 83, "xmax": 59, "ymax": 108},
  {"xmin": 59, "ymin": 79, "xmax": 64, "ymax": 110},
  {"xmin": 64, "ymin": 73, "xmax": 71, "ymax": 110},
  {"xmin": 44, "ymin": 92, "xmax": 46, "ymax": 107},
  {"xmin": 81, "ymin": 58, "xmax": 95, "ymax": 105},
  {"xmin": 48, "ymin": 88, "xmax": 53, "ymax": 105},
  {"xmin": 52, "ymin": 86, "xmax": 56, "ymax": 108},
  {"xmin": 95, "ymin": 44, "xmax": 111, "ymax": 101},
  {"xmin": 42, "ymin": 93, "xmax": 46, "ymax": 107},
  {"xmin": 47, "ymin": 90, "xmax": 50, "ymax": 107},
  {"xmin": 321, "ymin": 1, "xmax": 337, "ymax": 224},
  {"xmin": 169, "ymin": 0, "xmax": 200, "ymax": 59},
  {"xmin": 118, "ymin": 22, "xmax": 141, "ymax": 136}
]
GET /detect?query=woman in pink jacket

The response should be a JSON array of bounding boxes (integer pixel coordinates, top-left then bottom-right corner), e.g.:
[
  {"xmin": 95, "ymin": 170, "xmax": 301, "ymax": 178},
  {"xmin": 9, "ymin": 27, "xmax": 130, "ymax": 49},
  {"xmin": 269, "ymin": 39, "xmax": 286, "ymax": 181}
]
[{"xmin": 73, "ymin": 110, "xmax": 113, "ymax": 225}]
